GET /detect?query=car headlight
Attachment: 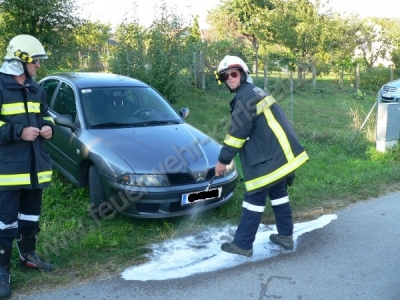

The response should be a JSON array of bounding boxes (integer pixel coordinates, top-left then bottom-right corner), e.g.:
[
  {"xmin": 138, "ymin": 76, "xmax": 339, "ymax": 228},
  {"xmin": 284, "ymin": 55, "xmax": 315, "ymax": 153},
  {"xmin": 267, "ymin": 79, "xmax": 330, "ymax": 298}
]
[
  {"xmin": 117, "ymin": 174, "xmax": 169, "ymax": 187},
  {"xmin": 224, "ymin": 160, "xmax": 236, "ymax": 177}
]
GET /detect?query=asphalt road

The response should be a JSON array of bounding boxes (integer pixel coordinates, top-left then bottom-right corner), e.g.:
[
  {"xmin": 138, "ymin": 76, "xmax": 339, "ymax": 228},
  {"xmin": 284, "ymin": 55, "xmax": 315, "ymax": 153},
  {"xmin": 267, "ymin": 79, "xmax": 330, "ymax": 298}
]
[{"xmin": 14, "ymin": 191, "xmax": 400, "ymax": 300}]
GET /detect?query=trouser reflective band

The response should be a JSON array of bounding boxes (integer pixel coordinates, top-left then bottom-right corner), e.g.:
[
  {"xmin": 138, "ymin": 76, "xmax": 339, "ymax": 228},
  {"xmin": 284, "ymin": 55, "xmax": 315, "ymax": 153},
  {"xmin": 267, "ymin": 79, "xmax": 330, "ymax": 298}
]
[{"xmin": 233, "ymin": 208, "xmax": 263, "ymax": 250}]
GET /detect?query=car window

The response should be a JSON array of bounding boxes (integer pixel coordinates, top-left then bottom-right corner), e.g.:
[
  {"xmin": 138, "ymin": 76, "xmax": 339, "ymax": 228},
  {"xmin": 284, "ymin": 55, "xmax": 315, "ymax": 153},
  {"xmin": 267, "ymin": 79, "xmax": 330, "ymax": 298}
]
[
  {"xmin": 52, "ymin": 82, "xmax": 77, "ymax": 120},
  {"xmin": 134, "ymin": 87, "xmax": 177, "ymax": 115},
  {"xmin": 41, "ymin": 79, "xmax": 59, "ymax": 107},
  {"xmin": 81, "ymin": 87, "xmax": 180, "ymax": 127}
]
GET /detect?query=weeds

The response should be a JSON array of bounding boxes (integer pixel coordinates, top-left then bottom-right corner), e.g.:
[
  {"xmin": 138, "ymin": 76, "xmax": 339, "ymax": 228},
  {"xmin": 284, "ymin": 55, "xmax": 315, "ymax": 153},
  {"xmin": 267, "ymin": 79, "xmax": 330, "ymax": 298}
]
[{"xmin": 11, "ymin": 76, "xmax": 400, "ymax": 294}]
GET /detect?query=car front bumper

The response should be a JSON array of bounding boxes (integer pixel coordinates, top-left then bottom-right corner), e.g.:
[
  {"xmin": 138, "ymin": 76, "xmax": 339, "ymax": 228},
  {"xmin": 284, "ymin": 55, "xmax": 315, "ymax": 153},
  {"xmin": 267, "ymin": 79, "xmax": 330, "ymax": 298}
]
[{"xmin": 101, "ymin": 172, "xmax": 239, "ymax": 218}]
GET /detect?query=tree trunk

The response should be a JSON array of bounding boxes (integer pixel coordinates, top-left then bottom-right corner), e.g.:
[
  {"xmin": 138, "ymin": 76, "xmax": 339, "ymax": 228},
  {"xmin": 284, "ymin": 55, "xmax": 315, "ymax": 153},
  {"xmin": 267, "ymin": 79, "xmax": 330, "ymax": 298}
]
[
  {"xmin": 297, "ymin": 63, "xmax": 302, "ymax": 80},
  {"xmin": 263, "ymin": 55, "xmax": 268, "ymax": 91},
  {"xmin": 354, "ymin": 63, "xmax": 360, "ymax": 91},
  {"xmin": 312, "ymin": 59, "xmax": 316, "ymax": 88},
  {"xmin": 339, "ymin": 67, "xmax": 344, "ymax": 88}
]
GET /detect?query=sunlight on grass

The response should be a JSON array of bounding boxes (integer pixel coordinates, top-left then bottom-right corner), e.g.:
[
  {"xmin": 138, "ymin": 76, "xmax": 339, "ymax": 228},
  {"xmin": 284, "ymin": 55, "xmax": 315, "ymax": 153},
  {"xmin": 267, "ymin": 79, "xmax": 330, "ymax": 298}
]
[{"xmin": 12, "ymin": 76, "xmax": 400, "ymax": 294}]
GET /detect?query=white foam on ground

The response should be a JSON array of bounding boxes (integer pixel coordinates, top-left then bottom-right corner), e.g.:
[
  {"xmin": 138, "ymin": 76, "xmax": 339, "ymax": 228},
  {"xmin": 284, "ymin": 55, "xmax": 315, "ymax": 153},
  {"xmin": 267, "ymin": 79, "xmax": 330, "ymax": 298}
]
[{"xmin": 121, "ymin": 214, "xmax": 337, "ymax": 281}]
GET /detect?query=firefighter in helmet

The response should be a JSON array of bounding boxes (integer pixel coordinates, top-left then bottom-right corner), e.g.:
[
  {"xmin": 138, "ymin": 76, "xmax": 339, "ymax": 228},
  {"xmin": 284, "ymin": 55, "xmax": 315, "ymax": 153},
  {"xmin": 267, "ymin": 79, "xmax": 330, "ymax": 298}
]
[
  {"xmin": 214, "ymin": 55, "xmax": 308, "ymax": 257},
  {"xmin": 0, "ymin": 35, "xmax": 55, "ymax": 298}
]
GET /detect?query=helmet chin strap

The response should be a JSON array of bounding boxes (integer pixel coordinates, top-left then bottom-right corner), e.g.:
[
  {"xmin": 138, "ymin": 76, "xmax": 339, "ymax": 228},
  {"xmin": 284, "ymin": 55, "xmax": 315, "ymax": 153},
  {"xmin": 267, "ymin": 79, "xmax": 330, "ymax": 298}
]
[{"xmin": 22, "ymin": 62, "xmax": 31, "ymax": 78}]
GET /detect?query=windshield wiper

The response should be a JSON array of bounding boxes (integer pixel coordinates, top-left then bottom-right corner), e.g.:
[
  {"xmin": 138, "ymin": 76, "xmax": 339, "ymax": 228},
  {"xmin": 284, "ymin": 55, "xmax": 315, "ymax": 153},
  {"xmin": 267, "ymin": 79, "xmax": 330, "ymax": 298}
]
[
  {"xmin": 132, "ymin": 120, "xmax": 181, "ymax": 127},
  {"xmin": 91, "ymin": 122, "xmax": 135, "ymax": 128}
]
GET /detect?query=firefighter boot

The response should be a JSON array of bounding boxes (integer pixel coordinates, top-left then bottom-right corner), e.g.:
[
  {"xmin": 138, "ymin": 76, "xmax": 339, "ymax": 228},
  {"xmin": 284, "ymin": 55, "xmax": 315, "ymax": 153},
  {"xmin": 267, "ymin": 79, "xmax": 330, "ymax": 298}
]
[
  {"xmin": 0, "ymin": 244, "xmax": 12, "ymax": 298},
  {"xmin": 16, "ymin": 230, "xmax": 54, "ymax": 272},
  {"xmin": 269, "ymin": 234, "xmax": 294, "ymax": 250}
]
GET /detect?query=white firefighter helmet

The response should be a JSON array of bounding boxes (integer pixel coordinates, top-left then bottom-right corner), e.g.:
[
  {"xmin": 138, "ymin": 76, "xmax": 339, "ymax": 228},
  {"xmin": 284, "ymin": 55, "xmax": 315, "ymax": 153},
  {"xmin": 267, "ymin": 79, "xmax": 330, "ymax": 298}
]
[
  {"xmin": 217, "ymin": 55, "xmax": 249, "ymax": 75},
  {"xmin": 4, "ymin": 34, "xmax": 48, "ymax": 63}
]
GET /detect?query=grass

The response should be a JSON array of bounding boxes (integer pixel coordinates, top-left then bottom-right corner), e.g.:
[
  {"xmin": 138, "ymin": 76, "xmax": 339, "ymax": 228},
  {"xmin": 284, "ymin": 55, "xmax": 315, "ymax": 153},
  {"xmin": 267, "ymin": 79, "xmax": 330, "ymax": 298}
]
[{"xmin": 11, "ymin": 76, "xmax": 400, "ymax": 295}]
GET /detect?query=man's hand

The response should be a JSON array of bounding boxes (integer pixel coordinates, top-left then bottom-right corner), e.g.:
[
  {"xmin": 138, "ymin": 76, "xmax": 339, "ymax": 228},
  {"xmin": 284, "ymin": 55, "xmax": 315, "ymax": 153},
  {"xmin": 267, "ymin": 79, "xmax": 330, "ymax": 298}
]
[
  {"xmin": 21, "ymin": 127, "xmax": 40, "ymax": 141},
  {"xmin": 215, "ymin": 161, "xmax": 226, "ymax": 177},
  {"xmin": 39, "ymin": 125, "xmax": 53, "ymax": 139}
]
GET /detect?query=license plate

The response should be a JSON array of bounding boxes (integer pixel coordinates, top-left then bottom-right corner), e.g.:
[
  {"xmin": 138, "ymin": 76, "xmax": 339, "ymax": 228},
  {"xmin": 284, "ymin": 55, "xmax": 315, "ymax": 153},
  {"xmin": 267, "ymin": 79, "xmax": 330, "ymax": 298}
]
[
  {"xmin": 181, "ymin": 187, "xmax": 222, "ymax": 205},
  {"xmin": 382, "ymin": 93, "xmax": 392, "ymax": 98}
]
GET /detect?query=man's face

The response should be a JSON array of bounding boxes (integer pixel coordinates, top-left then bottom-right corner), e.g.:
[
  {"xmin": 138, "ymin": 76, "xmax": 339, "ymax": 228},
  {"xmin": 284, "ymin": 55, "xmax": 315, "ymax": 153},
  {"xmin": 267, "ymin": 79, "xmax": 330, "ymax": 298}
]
[
  {"xmin": 26, "ymin": 59, "xmax": 41, "ymax": 76},
  {"xmin": 223, "ymin": 68, "xmax": 241, "ymax": 90}
]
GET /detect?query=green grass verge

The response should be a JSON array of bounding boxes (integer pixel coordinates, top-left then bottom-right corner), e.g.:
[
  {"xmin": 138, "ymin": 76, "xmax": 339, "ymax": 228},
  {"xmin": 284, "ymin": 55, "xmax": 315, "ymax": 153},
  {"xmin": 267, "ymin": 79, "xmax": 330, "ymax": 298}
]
[{"xmin": 11, "ymin": 77, "xmax": 400, "ymax": 294}]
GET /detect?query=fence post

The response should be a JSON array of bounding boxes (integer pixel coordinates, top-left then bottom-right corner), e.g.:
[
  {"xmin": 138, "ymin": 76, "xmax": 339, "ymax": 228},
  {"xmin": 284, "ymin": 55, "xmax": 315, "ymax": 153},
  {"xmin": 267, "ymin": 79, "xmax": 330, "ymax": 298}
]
[
  {"xmin": 193, "ymin": 52, "xmax": 197, "ymax": 88},
  {"xmin": 263, "ymin": 55, "xmax": 268, "ymax": 91},
  {"xmin": 390, "ymin": 65, "xmax": 394, "ymax": 81},
  {"xmin": 200, "ymin": 51, "xmax": 205, "ymax": 90},
  {"xmin": 290, "ymin": 71, "xmax": 294, "ymax": 122}
]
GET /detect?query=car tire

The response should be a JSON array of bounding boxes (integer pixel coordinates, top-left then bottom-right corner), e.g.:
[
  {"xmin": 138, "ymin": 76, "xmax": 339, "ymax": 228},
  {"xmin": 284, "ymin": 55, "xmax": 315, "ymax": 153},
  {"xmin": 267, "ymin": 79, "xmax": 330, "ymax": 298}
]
[{"xmin": 89, "ymin": 165, "xmax": 106, "ymax": 209}]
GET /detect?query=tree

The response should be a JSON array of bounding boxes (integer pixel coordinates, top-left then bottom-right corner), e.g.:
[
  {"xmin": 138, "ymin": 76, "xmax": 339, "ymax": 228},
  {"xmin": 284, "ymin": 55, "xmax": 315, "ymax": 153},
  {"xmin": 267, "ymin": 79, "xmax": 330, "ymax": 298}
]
[
  {"xmin": 206, "ymin": 4, "xmax": 242, "ymax": 41},
  {"xmin": 326, "ymin": 15, "xmax": 362, "ymax": 87},
  {"xmin": 74, "ymin": 21, "xmax": 112, "ymax": 71},
  {"xmin": 355, "ymin": 17, "xmax": 396, "ymax": 68},
  {"xmin": 225, "ymin": 0, "xmax": 275, "ymax": 76},
  {"xmin": 268, "ymin": 0, "xmax": 329, "ymax": 80},
  {"xmin": 0, "ymin": 0, "xmax": 81, "ymax": 71}
]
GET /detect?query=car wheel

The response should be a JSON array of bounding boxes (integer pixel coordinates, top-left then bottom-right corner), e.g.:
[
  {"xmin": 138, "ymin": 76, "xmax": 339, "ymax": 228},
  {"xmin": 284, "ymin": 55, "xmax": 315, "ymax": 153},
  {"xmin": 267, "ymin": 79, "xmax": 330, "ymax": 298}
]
[{"xmin": 89, "ymin": 165, "xmax": 106, "ymax": 209}]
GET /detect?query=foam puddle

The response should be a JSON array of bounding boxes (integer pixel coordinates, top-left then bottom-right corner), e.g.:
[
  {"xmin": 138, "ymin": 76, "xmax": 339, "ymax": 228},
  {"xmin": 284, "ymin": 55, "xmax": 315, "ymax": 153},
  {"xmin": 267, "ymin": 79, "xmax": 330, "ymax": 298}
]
[{"xmin": 121, "ymin": 214, "xmax": 337, "ymax": 281}]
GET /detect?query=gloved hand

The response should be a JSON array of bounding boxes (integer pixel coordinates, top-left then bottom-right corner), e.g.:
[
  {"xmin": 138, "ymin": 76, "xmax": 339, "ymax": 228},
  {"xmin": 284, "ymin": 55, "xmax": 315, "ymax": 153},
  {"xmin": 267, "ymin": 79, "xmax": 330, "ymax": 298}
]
[{"xmin": 286, "ymin": 172, "xmax": 296, "ymax": 187}]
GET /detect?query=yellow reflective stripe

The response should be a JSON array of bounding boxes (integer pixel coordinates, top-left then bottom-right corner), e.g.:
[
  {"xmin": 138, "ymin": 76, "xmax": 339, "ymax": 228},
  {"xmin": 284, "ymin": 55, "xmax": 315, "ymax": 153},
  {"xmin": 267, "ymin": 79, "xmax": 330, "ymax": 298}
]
[
  {"xmin": 242, "ymin": 201, "xmax": 265, "ymax": 212},
  {"xmin": 245, "ymin": 151, "xmax": 309, "ymax": 191},
  {"xmin": 1, "ymin": 103, "xmax": 25, "ymax": 115},
  {"xmin": 264, "ymin": 109, "xmax": 294, "ymax": 161},
  {"xmin": 27, "ymin": 102, "xmax": 40, "ymax": 113},
  {"xmin": 0, "ymin": 121, "xmax": 5, "ymax": 127},
  {"xmin": 44, "ymin": 116, "xmax": 55, "ymax": 125},
  {"xmin": 0, "ymin": 170, "xmax": 52, "ymax": 186},
  {"xmin": 256, "ymin": 95, "xmax": 276, "ymax": 115},
  {"xmin": 0, "ymin": 173, "xmax": 31, "ymax": 186},
  {"xmin": 224, "ymin": 134, "xmax": 246, "ymax": 149},
  {"xmin": 38, "ymin": 170, "xmax": 52, "ymax": 183},
  {"xmin": 1, "ymin": 102, "xmax": 40, "ymax": 115}
]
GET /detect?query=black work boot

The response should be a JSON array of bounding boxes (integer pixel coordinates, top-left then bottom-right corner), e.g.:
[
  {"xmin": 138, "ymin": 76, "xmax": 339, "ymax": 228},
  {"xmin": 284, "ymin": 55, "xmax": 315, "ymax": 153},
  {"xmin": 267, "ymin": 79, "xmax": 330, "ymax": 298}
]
[
  {"xmin": 0, "ymin": 245, "xmax": 12, "ymax": 299},
  {"xmin": 221, "ymin": 242, "xmax": 253, "ymax": 257},
  {"xmin": 269, "ymin": 234, "xmax": 294, "ymax": 250},
  {"xmin": 16, "ymin": 230, "xmax": 54, "ymax": 272}
]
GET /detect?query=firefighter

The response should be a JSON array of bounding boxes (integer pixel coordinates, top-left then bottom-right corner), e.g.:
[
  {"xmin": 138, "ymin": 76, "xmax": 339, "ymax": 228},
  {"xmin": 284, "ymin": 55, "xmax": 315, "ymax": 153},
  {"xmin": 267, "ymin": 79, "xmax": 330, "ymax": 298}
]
[
  {"xmin": 214, "ymin": 55, "xmax": 308, "ymax": 257},
  {"xmin": 0, "ymin": 34, "xmax": 55, "ymax": 298}
]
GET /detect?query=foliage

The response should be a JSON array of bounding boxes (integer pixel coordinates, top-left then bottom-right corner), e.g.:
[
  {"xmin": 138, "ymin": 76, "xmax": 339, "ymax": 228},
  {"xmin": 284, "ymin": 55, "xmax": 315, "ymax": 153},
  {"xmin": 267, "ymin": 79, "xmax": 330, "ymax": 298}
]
[
  {"xmin": 10, "ymin": 76, "xmax": 400, "ymax": 294},
  {"xmin": 145, "ymin": 5, "xmax": 190, "ymax": 101},
  {"xmin": 74, "ymin": 21, "xmax": 112, "ymax": 72},
  {"xmin": 0, "ymin": 0, "xmax": 82, "ymax": 71},
  {"xmin": 108, "ymin": 22, "xmax": 147, "ymax": 80},
  {"xmin": 359, "ymin": 66, "xmax": 393, "ymax": 92},
  {"xmin": 355, "ymin": 17, "xmax": 397, "ymax": 68}
]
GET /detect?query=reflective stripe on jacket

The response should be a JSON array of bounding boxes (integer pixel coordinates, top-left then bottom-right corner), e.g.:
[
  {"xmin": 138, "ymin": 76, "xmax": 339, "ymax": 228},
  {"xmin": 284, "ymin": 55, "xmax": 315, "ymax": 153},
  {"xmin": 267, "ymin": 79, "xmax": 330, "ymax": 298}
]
[
  {"xmin": 218, "ymin": 82, "xmax": 308, "ymax": 194},
  {"xmin": 0, "ymin": 73, "xmax": 54, "ymax": 189}
]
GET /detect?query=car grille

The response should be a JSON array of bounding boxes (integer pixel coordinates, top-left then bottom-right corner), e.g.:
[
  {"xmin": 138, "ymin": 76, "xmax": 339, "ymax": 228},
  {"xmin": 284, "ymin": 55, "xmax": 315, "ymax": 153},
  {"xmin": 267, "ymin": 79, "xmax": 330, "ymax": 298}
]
[
  {"xmin": 382, "ymin": 86, "xmax": 397, "ymax": 92},
  {"xmin": 166, "ymin": 168, "xmax": 216, "ymax": 186}
]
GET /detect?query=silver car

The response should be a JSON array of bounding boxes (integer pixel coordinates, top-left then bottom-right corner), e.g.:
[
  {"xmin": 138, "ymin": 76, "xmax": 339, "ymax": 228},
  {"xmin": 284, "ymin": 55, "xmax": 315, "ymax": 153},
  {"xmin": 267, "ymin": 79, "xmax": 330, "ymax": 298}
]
[
  {"xmin": 379, "ymin": 78, "xmax": 400, "ymax": 102},
  {"xmin": 39, "ymin": 72, "xmax": 238, "ymax": 219}
]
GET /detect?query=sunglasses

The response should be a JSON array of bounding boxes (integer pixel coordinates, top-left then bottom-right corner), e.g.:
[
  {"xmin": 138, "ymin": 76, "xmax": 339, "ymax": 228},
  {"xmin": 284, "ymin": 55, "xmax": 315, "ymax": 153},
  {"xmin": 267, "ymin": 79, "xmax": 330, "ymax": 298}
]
[{"xmin": 223, "ymin": 70, "xmax": 240, "ymax": 81}]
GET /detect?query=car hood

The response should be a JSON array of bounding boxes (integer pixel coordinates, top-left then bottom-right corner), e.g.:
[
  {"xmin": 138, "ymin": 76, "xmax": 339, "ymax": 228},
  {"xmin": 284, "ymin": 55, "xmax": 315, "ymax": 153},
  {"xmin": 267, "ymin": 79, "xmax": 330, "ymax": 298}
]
[{"xmin": 89, "ymin": 124, "xmax": 221, "ymax": 174}]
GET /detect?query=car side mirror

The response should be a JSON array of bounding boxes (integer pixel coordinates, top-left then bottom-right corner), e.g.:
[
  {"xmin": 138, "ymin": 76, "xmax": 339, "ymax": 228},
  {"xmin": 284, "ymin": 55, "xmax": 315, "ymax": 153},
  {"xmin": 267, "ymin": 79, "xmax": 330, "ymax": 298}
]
[
  {"xmin": 179, "ymin": 108, "xmax": 190, "ymax": 120},
  {"xmin": 55, "ymin": 114, "xmax": 76, "ymax": 132}
]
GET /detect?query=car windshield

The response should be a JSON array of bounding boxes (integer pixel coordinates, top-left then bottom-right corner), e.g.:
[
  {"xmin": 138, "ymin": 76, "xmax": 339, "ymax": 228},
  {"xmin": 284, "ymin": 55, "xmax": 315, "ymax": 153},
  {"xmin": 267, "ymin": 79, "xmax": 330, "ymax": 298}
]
[{"xmin": 80, "ymin": 86, "xmax": 183, "ymax": 128}]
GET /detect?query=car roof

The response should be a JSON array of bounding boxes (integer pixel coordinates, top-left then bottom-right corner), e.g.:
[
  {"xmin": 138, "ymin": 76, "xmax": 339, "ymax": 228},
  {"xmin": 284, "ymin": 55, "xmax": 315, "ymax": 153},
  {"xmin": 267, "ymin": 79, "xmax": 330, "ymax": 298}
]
[{"xmin": 41, "ymin": 72, "xmax": 149, "ymax": 89}]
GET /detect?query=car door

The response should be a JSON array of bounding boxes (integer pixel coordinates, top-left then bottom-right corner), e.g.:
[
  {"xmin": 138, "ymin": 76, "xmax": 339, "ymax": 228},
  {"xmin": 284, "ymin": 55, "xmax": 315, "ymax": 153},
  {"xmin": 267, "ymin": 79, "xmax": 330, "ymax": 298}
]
[{"xmin": 46, "ymin": 81, "xmax": 82, "ymax": 183}]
